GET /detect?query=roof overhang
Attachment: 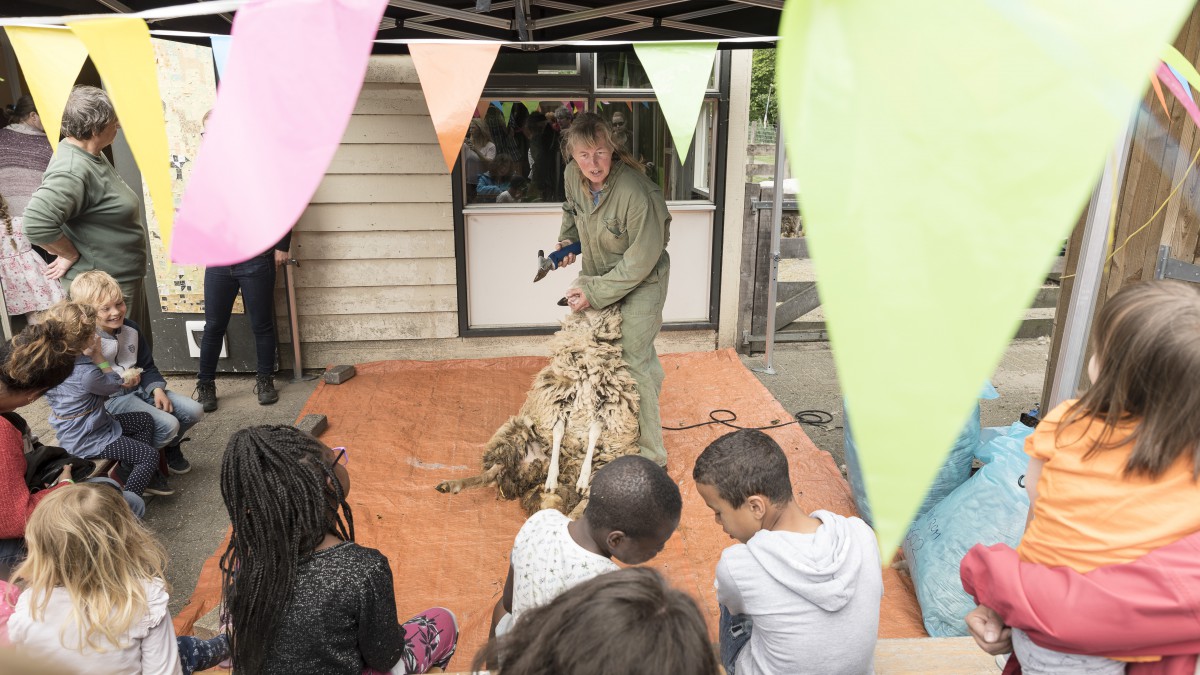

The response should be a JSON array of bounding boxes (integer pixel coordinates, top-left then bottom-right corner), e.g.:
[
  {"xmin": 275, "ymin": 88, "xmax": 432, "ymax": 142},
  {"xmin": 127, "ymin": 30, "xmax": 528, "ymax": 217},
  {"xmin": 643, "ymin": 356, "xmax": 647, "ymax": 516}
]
[{"xmin": 2, "ymin": 0, "xmax": 782, "ymax": 52}]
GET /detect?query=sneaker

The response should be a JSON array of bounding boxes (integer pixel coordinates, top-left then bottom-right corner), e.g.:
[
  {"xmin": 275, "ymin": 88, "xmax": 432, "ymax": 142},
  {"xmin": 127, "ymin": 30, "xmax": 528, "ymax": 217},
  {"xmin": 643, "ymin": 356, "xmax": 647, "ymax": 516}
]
[
  {"xmin": 165, "ymin": 443, "xmax": 191, "ymax": 475},
  {"xmin": 112, "ymin": 462, "xmax": 133, "ymax": 487},
  {"xmin": 143, "ymin": 473, "xmax": 176, "ymax": 497},
  {"xmin": 254, "ymin": 374, "xmax": 279, "ymax": 405},
  {"xmin": 194, "ymin": 379, "xmax": 218, "ymax": 413}
]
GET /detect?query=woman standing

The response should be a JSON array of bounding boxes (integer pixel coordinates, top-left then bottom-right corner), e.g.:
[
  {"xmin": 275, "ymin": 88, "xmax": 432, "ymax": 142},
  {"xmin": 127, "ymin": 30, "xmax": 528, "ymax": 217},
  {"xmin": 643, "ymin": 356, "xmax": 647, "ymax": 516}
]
[
  {"xmin": 554, "ymin": 112, "xmax": 671, "ymax": 466},
  {"xmin": 192, "ymin": 110, "xmax": 289, "ymax": 411},
  {"xmin": 22, "ymin": 86, "xmax": 154, "ymax": 346}
]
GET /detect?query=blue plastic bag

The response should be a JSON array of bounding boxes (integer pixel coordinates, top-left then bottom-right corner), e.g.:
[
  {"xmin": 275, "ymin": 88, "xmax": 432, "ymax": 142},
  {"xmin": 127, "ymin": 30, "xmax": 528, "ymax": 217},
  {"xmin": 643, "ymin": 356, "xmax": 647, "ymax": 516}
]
[
  {"xmin": 901, "ymin": 421, "xmax": 1034, "ymax": 637},
  {"xmin": 843, "ymin": 382, "xmax": 997, "ymax": 527}
]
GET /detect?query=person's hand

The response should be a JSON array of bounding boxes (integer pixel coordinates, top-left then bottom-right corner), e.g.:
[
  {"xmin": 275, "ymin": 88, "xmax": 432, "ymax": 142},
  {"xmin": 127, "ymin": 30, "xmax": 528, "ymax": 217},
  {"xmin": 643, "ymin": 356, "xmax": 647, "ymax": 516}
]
[
  {"xmin": 153, "ymin": 388, "xmax": 173, "ymax": 412},
  {"xmin": 122, "ymin": 373, "xmax": 141, "ymax": 389},
  {"xmin": 44, "ymin": 255, "xmax": 75, "ymax": 281},
  {"xmin": 53, "ymin": 463, "xmax": 73, "ymax": 487},
  {"xmin": 555, "ymin": 239, "xmax": 576, "ymax": 268},
  {"xmin": 274, "ymin": 249, "xmax": 291, "ymax": 267},
  {"xmin": 82, "ymin": 333, "xmax": 103, "ymax": 360},
  {"xmin": 565, "ymin": 288, "xmax": 590, "ymax": 313},
  {"xmin": 965, "ymin": 605, "xmax": 1012, "ymax": 656}
]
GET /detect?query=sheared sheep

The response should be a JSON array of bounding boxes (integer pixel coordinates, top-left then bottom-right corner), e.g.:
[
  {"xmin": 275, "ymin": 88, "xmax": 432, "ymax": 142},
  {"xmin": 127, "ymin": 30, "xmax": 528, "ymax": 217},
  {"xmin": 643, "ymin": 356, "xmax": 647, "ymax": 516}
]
[{"xmin": 435, "ymin": 303, "xmax": 640, "ymax": 517}]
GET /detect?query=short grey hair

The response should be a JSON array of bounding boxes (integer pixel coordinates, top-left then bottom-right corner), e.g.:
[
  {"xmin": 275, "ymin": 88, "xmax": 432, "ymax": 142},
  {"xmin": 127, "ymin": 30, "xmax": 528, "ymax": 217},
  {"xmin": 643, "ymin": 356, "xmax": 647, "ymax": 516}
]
[{"xmin": 60, "ymin": 85, "xmax": 117, "ymax": 141}]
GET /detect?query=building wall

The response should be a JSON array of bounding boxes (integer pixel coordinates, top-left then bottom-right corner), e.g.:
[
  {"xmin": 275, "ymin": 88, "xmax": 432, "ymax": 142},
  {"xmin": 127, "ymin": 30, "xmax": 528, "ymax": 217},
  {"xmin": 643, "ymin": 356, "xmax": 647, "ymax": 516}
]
[{"xmin": 278, "ymin": 54, "xmax": 749, "ymax": 366}]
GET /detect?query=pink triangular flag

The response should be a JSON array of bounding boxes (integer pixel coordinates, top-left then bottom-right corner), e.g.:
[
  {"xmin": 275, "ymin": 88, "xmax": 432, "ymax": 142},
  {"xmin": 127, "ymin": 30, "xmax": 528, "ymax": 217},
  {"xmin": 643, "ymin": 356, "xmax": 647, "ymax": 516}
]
[
  {"xmin": 170, "ymin": 0, "xmax": 386, "ymax": 266},
  {"xmin": 410, "ymin": 43, "xmax": 500, "ymax": 171}
]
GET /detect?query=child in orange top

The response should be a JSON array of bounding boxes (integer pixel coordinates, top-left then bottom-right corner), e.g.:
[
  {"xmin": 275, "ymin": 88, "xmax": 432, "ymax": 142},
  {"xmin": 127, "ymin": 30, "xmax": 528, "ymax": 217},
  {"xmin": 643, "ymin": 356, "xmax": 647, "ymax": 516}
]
[{"xmin": 1014, "ymin": 280, "xmax": 1200, "ymax": 674}]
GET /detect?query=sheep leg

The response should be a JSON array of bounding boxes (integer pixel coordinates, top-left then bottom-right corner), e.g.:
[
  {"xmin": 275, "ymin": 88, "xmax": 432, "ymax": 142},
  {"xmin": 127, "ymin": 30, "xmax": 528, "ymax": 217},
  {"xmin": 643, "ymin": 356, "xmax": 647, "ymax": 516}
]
[
  {"xmin": 575, "ymin": 420, "xmax": 603, "ymax": 494},
  {"xmin": 544, "ymin": 420, "xmax": 566, "ymax": 493},
  {"xmin": 436, "ymin": 463, "xmax": 503, "ymax": 494}
]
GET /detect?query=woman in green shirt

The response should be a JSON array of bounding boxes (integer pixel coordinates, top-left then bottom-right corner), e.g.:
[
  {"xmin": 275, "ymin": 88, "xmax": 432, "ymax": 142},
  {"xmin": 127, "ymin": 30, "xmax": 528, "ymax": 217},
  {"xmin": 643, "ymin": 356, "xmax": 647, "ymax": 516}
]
[
  {"xmin": 556, "ymin": 112, "xmax": 671, "ymax": 466},
  {"xmin": 23, "ymin": 86, "xmax": 153, "ymax": 345}
]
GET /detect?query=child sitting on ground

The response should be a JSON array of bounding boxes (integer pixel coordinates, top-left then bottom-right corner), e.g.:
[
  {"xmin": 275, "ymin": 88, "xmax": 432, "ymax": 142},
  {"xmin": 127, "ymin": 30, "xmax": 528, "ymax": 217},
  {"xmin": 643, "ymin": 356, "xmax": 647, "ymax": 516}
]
[
  {"xmin": 70, "ymin": 270, "xmax": 203, "ymax": 475},
  {"xmin": 490, "ymin": 455, "xmax": 682, "ymax": 636},
  {"xmin": 991, "ymin": 280, "xmax": 1200, "ymax": 674},
  {"xmin": 694, "ymin": 429, "xmax": 883, "ymax": 675},
  {"xmin": 6, "ymin": 483, "xmax": 228, "ymax": 674},
  {"xmin": 40, "ymin": 301, "xmax": 170, "ymax": 497},
  {"xmin": 219, "ymin": 425, "xmax": 458, "ymax": 674},
  {"xmin": 474, "ymin": 567, "xmax": 720, "ymax": 675}
]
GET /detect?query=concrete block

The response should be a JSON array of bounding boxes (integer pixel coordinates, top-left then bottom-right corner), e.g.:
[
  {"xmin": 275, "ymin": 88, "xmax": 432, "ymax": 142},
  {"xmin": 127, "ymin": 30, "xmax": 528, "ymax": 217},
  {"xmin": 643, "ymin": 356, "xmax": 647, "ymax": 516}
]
[
  {"xmin": 192, "ymin": 604, "xmax": 222, "ymax": 639},
  {"xmin": 295, "ymin": 413, "xmax": 328, "ymax": 437},
  {"xmin": 324, "ymin": 365, "xmax": 357, "ymax": 385}
]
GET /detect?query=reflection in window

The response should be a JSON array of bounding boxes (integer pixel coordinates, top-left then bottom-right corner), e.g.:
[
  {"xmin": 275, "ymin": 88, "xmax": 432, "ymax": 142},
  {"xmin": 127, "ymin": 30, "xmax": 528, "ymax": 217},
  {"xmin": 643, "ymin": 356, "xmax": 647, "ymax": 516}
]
[
  {"xmin": 461, "ymin": 99, "xmax": 716, "ymax": 205},
  {"xmin": 595, "ymin": 52, "xmax": 717, "ymax": 90}
]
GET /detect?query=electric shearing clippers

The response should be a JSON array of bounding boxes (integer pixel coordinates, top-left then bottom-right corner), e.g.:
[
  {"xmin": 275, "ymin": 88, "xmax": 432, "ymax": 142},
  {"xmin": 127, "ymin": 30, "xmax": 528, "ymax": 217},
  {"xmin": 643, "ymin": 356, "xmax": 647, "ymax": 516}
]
[{"xmin": 533, "ymin": 242, "xmax": 582, "ymax": 282}]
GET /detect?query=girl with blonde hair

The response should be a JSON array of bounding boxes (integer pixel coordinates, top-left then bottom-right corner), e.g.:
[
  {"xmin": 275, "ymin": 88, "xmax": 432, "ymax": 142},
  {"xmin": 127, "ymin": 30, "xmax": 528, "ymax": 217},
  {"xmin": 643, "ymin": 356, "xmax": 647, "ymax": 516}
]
[{"xmin": 6, "ymin": 483, "xmax": 227, "ymax": 674}]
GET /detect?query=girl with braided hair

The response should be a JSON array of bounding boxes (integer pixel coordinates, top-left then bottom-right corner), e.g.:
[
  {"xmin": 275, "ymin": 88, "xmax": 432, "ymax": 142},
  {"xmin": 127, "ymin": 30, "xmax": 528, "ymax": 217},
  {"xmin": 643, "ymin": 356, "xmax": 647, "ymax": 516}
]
[{"xmin": 219, "ymin": 425, "xmax": 458, "ymax": 675}]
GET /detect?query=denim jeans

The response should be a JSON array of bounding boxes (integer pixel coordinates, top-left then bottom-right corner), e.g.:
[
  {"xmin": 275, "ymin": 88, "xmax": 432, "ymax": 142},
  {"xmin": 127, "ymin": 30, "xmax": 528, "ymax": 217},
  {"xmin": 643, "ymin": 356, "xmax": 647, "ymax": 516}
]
[
  {"xmin": 178, "ymin": 633, "xmax": 230, "ymax": 675},
  {"xmin": 199, "ymin": 253, "xmax": 278, "ymax": 379},
  {"xmin": 719, "ymin": 604, "xmax": 753, "ymax": 675},
  {"xmin": 105, "ymin": 388, "xmax": 204, "ymax": 449},
  {"xmin": 86, "ymin": 476, "xmax": 146, "ymax": 519}
]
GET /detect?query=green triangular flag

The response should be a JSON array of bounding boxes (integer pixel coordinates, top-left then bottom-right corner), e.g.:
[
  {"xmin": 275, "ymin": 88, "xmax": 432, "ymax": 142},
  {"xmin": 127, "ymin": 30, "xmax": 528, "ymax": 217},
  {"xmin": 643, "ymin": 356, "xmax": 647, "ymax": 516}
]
[
  {"xmin": 501, "ymin": 101, "xmax": 514, "ymax": 126},
  {"xmin": 522, "ymin": 100, "xmax": 540, "ymax": 116},
  {"xmin": 777, "ymin": 0, "xmax": 1193, "ymax": 556},
  {"xmin": 633, "ymin": 41, "xmax": 717, "ymax": 163}
]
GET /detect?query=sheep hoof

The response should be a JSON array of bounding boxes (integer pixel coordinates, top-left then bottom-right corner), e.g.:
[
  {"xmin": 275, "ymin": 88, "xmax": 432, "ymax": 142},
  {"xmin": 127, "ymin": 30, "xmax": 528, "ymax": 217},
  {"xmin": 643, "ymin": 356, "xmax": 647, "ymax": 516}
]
[
  {"xmin": 574, "ymin": 479, "xmax": 590, "ymax": 496},
  {"xmin": 435, "ymin": 480, "xmax": 458, "ymax": 494}
]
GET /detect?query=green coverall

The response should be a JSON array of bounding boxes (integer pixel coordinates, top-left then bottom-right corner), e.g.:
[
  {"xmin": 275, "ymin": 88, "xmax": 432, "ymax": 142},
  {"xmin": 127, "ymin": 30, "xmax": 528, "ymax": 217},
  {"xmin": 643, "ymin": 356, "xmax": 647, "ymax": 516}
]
[{"xmin": 559, "ymin": 160, "xmax": 671, "ymax": 465}]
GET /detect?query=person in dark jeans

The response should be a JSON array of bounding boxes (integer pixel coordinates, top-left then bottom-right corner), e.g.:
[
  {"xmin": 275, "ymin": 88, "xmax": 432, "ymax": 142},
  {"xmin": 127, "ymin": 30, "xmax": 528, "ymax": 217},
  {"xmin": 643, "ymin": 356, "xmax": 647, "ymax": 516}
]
[{"xmin": 194, "ymin": 233, "xmax": 290, "ymax": 410}]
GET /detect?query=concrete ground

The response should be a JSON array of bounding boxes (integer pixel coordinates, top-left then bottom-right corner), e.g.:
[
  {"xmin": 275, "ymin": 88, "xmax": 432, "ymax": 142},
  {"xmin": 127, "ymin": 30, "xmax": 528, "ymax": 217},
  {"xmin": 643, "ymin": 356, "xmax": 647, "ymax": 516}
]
[
  {"xmin": 21, "ymin": 373, "xmax": 319, "ymax": 615},
  {"xmin": 19, "ymin": 339, "xmax": 1049, "ymax": 616},
  {"xmin": 738, "ymin": 338, "xmax": 1052, "ymax": 471}
]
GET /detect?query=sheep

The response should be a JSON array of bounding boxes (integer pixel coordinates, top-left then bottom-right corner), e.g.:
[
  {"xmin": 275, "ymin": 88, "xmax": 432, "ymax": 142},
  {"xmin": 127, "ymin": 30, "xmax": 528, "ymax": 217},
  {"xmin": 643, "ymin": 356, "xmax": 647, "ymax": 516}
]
[{"xmin": 435, "ymin": 303, "xmax": 641, "ymax": 517}]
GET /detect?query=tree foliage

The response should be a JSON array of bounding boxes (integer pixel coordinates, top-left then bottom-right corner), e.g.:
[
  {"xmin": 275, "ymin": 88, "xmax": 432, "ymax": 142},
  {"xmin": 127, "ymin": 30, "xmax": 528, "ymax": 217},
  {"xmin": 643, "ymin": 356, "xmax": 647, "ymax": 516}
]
[{"xmin": 749, "ymin": 49, "xmax": 777, "ymax": 126}]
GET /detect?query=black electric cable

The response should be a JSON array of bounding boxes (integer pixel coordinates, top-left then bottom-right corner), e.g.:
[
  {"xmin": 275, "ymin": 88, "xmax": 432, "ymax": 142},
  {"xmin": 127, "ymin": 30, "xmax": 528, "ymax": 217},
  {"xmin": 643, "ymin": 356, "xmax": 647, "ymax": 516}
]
[{"xmin": 662, "ymin": 408, "xmax": 833, "ymax": 432}]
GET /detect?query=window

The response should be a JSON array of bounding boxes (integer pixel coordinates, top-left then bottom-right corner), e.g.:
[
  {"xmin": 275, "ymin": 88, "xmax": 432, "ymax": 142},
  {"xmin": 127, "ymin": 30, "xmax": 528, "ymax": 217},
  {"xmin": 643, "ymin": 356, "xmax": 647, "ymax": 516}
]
[{"xmin": 460, "ymin": 51, "xmax": 722, "ymax": 206}]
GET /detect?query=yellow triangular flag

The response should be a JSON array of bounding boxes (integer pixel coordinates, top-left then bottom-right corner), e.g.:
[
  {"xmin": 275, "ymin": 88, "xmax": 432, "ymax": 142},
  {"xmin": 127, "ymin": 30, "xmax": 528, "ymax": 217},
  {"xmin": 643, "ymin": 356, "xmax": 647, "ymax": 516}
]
[
  {"xmin": 68, "ymin": 17, "xmax": 175, "ymax": 246},
  {"xmin": 3, "ymin": 27, "xmax": 88, "ymax": 152},
  {"xmin": 409, "ymin": 43, "xmax": 500, "ymax": 171},
  {"xmin": 633, "ymin": 42, "xmax": 717, "ymax": 163}
]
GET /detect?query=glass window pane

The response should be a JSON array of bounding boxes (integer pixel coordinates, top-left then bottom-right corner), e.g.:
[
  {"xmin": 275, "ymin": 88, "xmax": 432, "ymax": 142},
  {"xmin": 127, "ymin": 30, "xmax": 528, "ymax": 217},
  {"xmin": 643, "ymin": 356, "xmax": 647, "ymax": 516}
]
[
  {"xmin": 492, "ymin": 52, "xmax": 579, "ymax": 76},
  {"xmin": 595, "ymin": 51, "xmax": 717, "ymax": 90},
  {"xmin": 596, "ymin": 99, "xmax": 716, "ymax": 201},
  {"xmin": 463, "ymin": 100, "xmax": 585, "ymax": 205}
]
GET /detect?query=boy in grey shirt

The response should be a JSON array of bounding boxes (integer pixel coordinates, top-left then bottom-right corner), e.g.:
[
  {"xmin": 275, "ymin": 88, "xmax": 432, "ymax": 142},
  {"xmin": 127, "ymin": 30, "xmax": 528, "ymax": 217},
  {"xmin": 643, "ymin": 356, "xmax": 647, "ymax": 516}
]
[{"xmin": 694, "ymin": 429, "xmax": 883, "ymax": 675}]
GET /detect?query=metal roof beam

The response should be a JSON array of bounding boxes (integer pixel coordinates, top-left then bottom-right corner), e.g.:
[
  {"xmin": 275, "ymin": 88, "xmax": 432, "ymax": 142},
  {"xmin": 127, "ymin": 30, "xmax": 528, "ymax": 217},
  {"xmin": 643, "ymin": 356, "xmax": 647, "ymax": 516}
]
[
  {"xmin": 728, "ymin": 0, "xmax": 784, "ymax": 9},
  {"xmin": 398, "ymin": 21, "xmax": 498, "ymax": 41},
  {"xmin": 403, "ymin": 0, "xmax": 515, "ymax": 24},
  {"xmin": 669, "ymin": 5, "xmax": 745, "ymax": 21},
  {"xmin": 530, "ymin": 0, "xmax": 690, "ymax": 30},
  {"xmin": 92, "ymin": 0, "xmax": 134, "ymax": 11},
  {"xmin": 388, "ymin": 0, "xmax": 511, "ymax": 29}
]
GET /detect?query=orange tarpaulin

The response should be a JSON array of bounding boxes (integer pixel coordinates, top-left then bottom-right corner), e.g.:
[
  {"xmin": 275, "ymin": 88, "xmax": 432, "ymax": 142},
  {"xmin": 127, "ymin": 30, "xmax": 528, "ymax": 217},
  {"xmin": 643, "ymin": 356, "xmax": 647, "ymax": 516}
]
[{"xmin": 175, "ymin": 349, "xmax": 924, "ymax": 661}]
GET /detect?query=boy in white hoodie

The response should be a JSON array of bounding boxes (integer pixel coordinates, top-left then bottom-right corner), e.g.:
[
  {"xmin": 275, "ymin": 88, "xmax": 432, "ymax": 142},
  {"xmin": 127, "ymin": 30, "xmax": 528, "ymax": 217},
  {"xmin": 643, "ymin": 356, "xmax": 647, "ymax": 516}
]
[{"xmin": 694, "ymin": 429, "xmax": 883, "ymax": 675}]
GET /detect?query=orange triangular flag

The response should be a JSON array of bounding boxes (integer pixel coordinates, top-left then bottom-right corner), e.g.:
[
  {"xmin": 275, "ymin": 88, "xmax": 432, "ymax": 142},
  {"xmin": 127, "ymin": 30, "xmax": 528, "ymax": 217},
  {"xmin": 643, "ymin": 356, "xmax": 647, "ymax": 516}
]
[
  {"xmin": 1150, "ymin": 73, "xmax": 1170, "ymax": 117},
  {"xmin": 410, "ymin": 43, "xmax": 500, "ymax": 171}
]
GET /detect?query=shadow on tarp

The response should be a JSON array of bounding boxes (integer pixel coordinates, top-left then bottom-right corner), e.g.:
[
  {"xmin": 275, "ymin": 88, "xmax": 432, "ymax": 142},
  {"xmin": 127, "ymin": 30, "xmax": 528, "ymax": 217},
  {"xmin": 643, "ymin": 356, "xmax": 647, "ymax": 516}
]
[{"xmin": 174, "ymin": 349, "xmax": 925, "ymax": 663}]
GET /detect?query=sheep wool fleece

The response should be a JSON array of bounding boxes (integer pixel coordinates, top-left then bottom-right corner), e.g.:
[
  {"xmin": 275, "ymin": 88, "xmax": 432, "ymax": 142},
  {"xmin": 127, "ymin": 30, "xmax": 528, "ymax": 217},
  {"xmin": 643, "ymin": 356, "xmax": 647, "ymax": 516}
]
[{"xmin": 559, "ymin": 160, "xmax": 671, "ymax": 464}]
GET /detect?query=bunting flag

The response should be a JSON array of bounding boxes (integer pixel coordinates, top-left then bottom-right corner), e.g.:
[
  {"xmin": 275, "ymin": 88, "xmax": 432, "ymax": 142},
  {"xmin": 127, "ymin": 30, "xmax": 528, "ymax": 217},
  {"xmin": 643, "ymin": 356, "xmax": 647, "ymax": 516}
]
[
  {"xmin": 633, "ymin": 41, "xmax": 717, "ymax": 162},
  {"xmin": 68, "ymin": 17, "xmax": 176, "ymax": 245},
  {"xmin": 1163, "ymin": 45, "xmax": 1200, "ymax": 96},
  {"xmin": 170, "ymin": 0, "xmax": 387, "ymax": 266},
  {"xmin": 1158, "ymin": 61, "xmax": 1200, "ymax": 129},
  {"xmin": 3, "ymin": 26, "xmax": 89, "ymax": 152},
  {"xmin": 1151, "ymin": 75, "xmax": 1171, "ymax": 117},
  {"xmin": 1167, "ymin": 64, "xmax": 1194, "ymax": 102},
  {"xmin": 501, "ymin": 101, "xmax": 514, "ymax": 126},
  {"xmin": 777, "ymin": 0, "xmax": 1193, "ymax": 555},
  {"xmin": 522, "ymin": 100, "xmax": 540, "ymax": 115},
  {"xmin": 209, "ymin": 35, "xmax": 233, "ymax": 80},
  {"xmin": 410, "ymin": 43, "xmax": 500, "ymax": 172}
]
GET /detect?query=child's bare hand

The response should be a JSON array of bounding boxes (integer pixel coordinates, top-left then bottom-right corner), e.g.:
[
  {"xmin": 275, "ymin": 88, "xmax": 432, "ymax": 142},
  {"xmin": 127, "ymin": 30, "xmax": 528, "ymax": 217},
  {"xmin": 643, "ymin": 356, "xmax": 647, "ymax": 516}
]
[
  {"xmin": 153, "ymin": 388, "xmax": 173, "ymax": 412},
  {"xmin": 122, "ymin": 373, "xmax": 141, "ymax": 389},
  {"xmin": 965, "ymin": 605, "xmax": 1012, "ymax": 656},
  {"xmin": 82, "ymin": 333, "xmax": 103, "ymax": 359}
]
